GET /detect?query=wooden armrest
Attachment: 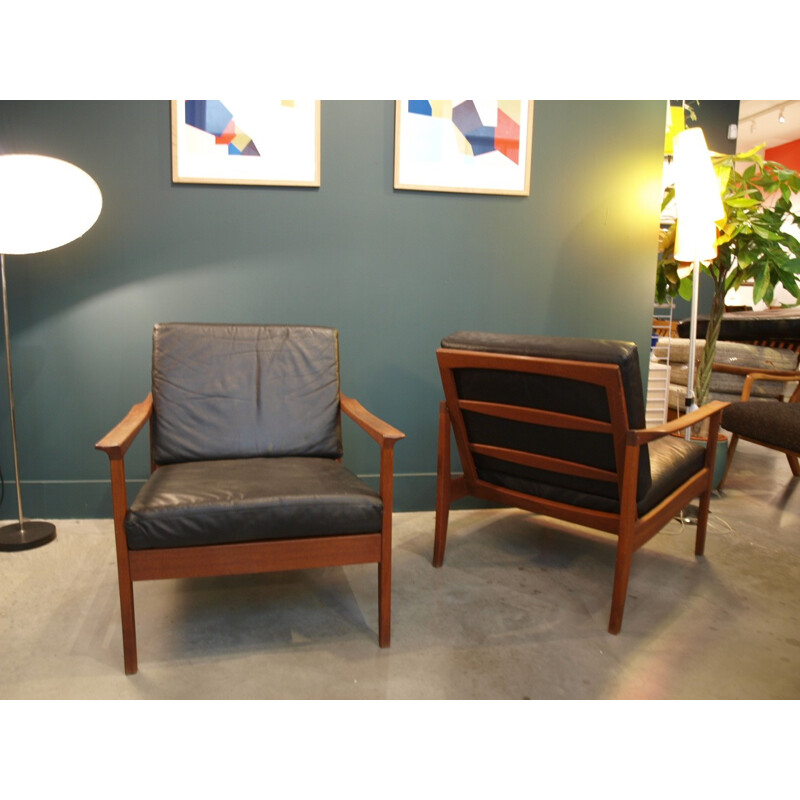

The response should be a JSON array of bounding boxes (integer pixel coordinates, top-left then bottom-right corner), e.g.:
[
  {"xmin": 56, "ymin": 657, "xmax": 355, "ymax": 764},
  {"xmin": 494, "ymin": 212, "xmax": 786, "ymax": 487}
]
[
  {"xmin": 95, "ymin": 394, "xmax": 153, "ymax": 460},
  {"xmin": 710, "ymin": 363, "xmax": 800, "ymax": 401},
  {"xmin": 712, "ymin": 363, "xmax": 800, "ymax": 379},
  {"xmin": 628, "ymin": 400, "xmax": 728, "ymax": 446},
  {"xmin": 738, "ymin": 371, "xmax": 800, "ymax": 382},
  {"xmin": 740, "ymin": 371, "xmax": 800, "ymax": 401},
  {"xmin": 341, "ymin": 393, "xmax": 405, "ymax": 447}
]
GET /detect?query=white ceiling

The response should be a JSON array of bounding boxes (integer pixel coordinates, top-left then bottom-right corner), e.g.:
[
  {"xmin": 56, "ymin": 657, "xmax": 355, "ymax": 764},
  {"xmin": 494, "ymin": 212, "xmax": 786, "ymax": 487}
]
[{"xmin": 737, "ymin": 100, "xmax": 800, "ymax": 152}]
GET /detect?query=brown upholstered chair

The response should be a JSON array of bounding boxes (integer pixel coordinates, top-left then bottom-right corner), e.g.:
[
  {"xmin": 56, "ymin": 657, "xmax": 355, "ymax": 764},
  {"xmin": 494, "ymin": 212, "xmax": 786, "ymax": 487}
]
[
  {"xmin": 718, "ymin": 368, "xmax": 800, "ymax": 489},
  {"xmin": 433, "ymin": 331, "xmax": 728, "ymax": 634},
  {"xmin": 96, "ymin": 324, "xmax": 404, "ymax": 674}
]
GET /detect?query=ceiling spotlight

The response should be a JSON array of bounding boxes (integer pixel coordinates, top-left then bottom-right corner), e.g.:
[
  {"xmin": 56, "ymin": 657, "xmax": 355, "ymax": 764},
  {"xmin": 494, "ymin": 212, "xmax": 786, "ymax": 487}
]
[{"xmin": 779, "ymin": 108, "xmax": 786, "ymax": 123}]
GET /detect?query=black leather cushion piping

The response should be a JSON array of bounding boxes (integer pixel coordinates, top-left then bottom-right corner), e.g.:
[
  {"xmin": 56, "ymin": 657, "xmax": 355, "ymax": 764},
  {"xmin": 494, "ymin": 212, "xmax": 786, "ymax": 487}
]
[
  {"xmin": 440, "ymin": 331, "xmax": 652, "ymax": 501},
  {"xmin": 151, "ymin": 324, "xmax": 342, "ymax": 465},
  {"xmin": 723, "ymin": 401, "xmax": 800, "ymax": 452},
  {"xmin": 125, "ymin": 457, "xmax": 383, "ymax": 550}
]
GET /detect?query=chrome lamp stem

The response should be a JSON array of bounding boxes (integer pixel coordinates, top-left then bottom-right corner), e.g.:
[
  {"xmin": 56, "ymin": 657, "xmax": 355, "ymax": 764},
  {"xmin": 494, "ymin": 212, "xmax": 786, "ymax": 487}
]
[{"xmin": 0, "ymin": 252, "xmax": 56, "ymax": 550}]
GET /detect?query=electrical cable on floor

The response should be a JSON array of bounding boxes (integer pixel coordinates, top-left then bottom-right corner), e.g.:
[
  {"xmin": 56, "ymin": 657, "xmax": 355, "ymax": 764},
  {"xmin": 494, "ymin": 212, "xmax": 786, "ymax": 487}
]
[
  {"xmin": 663, "ymin": 500, "xmax": 734, "ymax": 536},
  {"xmin": 709, "ymin": 513, "xmax": 734, "ymax": 533}
]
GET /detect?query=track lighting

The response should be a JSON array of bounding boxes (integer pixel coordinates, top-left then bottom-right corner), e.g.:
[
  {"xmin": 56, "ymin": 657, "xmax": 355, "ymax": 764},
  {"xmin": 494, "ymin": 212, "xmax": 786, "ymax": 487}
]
[{"xmin": 739, "ymin": 101, "xmax": 795, "ymax": 135}]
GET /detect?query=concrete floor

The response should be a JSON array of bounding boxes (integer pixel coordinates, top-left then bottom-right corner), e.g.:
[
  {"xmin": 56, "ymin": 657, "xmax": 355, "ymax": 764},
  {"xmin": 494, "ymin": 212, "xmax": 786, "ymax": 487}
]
[{"xmin": 1, "ymin": 438, "xmax": 799, "ymax": 700}]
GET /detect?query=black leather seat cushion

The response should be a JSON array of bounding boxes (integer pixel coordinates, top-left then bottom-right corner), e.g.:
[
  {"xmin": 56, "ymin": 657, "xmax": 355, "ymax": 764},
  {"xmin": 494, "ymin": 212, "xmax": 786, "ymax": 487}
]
[
  {"xmin": 125, "ymin": 457, "xmax": 383, "ymax": 550},
  {"xmin": 723, "ymin": 401, "xmax": 800, "ymax": 453}
]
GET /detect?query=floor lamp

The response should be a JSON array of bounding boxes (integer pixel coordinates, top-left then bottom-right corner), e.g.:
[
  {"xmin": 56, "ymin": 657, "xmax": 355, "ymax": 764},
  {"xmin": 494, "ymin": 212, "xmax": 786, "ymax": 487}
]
[
  {"xmin": 0, "ymin": 154, "xmax": 102, "ymax": 551},
  {"xmin": 672, "ymin": 128, "xmax": 725, "ymax": 435}
]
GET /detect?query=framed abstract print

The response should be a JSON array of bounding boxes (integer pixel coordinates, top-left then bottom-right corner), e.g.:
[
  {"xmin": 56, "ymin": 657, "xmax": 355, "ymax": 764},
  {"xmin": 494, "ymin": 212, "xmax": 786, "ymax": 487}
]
[
  {"xmin": 171, "ymin": 100, "xmax": 320, "ymax": 187},
  {"xmin": 394, "ymin": 100, "xmax": 534, "ymax": 196}
]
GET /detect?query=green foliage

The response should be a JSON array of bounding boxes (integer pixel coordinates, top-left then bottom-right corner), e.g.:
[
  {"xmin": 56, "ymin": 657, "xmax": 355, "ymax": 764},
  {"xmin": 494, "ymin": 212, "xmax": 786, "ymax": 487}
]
[
  {"xmin": 655, "ymin": 142, "xmax": 800, "ymax": 407},
  {"xmin": 657, "ymin": 145, "xmax": 800, "ymax": 308}
]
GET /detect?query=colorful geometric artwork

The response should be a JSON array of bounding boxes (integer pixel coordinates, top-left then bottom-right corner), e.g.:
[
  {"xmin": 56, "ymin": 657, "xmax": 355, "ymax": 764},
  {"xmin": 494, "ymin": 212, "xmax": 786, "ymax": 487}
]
[
  {"xmin": 394, "ymin": 100, "xmax": 533, "ymax": 196},
  {"xmin": 184, "ymin": 100, "xmax": 260, "ymax": 156},
  {"xmin": 171, "ymin": 100, "xmax": 320, "ymax": 187}
]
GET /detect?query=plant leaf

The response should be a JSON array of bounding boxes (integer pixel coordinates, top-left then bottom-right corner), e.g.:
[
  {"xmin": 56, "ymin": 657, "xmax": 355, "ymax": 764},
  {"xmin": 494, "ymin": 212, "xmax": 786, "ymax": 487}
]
[
  {"xmin": 726, "ymin": 196, "xmax": 761, "ymax": 208},
  {"xmin": 678, "ymin": 278, "xmax": 694, "ymax": 302},
  {"xmin": 751, "ymin": 223, "xmax": 784, "ymax": 241},
  {"xmin": 753, "ymin": 268, "xmax": 770, "ymax": 303}
]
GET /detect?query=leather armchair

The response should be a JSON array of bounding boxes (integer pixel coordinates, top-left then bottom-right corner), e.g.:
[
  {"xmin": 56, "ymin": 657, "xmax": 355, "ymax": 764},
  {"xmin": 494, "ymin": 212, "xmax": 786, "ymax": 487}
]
[
  {"xmin": 96, "ymin": 324, "xmax": 404, "ymax": 674},
  {"xmin": 433, "ymin": 331, "xmax": 727, "ymax": 634}
]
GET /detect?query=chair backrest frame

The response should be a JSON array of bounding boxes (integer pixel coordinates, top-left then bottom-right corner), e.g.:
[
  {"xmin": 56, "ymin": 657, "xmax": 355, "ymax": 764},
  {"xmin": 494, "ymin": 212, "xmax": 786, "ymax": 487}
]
[{"xmin": 437, "ymin": 346, "xmax": 647, "ymax": 525}]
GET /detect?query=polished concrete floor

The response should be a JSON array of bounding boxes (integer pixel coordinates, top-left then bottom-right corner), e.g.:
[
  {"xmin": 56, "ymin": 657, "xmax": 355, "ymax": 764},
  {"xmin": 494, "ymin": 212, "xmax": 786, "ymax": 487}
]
[{"xmin": 1, "ymin": 438, "xmax": 799, "ymax": 700}]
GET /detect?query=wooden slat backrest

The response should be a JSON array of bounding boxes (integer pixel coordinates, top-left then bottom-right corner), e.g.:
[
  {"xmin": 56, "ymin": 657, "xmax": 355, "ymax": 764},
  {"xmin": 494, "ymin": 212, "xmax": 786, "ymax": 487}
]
[{"xmin": 437, "ymin": 348, "xmax": 633, "ymax": 500}]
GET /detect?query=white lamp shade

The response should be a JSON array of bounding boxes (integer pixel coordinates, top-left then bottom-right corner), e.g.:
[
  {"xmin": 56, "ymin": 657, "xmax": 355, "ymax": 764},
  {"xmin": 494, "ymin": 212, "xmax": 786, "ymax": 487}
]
[
  {"xmin": 675, "ymin": 216, "xmax": 720, "ymax": 267},
  {"xmin": 0, "ymin": 154, "xmax": 102, "ymax": 255},
  {"xmin": 672, "ymin": 128, "xmax": 724, "ymax": 263}
]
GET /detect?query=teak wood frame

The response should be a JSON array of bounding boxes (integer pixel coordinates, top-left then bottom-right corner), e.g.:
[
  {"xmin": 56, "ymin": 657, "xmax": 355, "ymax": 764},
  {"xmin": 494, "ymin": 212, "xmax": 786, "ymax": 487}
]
[
  {"xmin": 434, "ymin": 348, "xmax": 727, "ymax": 634},
  {"xmin": 95, "ymin": 392, "xmax": 404, "ymax": 675}
]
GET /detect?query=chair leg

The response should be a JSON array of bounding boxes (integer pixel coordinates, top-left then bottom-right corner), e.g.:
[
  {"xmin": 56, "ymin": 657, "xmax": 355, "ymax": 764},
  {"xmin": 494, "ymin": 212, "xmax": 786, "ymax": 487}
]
[
  {"xmin": 608, "ymin": 531, "xmax": 634, "ymax": 635},
  {"xmin": 433, "ymin": 494, "xmax": 450, "ymax": 568},
  {"xmin": 376, "ymin": 441, "xmax": 396, "ymax": 648},
  {"xmin": 717, "ymin": 434, "xmax": 740, "ymax": 491},
  {"xmin": 378, "ymin": 555, "xmax": 391, "ymax": 648},
  {"xmin": 107, "ymin": 459, "xmax": 138, "ymax": 674},
  {"xmin": 118, "ymin": 571, "xmax": 138, "ymax": 675},
  {"xmin": 787, "ymin": 453, "xmax": 800, "ymax": 477},
  {"xmin": 694, "ymin": 483, "xmax": 714, "ymax": 556},
  {"xmin": 433, "ymin": 402, "xmax": 451, "ymax": 567}
]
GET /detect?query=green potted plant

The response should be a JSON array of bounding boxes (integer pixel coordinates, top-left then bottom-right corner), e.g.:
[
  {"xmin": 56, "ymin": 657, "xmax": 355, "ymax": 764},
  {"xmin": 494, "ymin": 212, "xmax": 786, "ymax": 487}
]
[{"xmin": 657, "ymin": 142, "xmax": 800, "ymax": 408}]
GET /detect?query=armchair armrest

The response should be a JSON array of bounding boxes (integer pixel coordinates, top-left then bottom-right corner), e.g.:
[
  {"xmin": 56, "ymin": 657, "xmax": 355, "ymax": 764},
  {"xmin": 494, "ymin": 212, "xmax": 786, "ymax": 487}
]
[
  {"xmin": 95, "ymin": 395, "xmax": 154, "ymax": 573},
  {"xmin": 628, "ymin": 400, "xmax": 728, "ymax": 446},
  {"xmin": 340, "ymin": 393, "xmax": 404, "ymax": 603},
  {"xmin": 739, "ymin": 371, "xmax": 800, "ymax": 402},
  {"xmin": 340, "ymin": 392, "xmax": 404, "ymax": 516},
  {"xmin": 341, "ymin": 393, "xmax": 405, "ymax": 446},
  {"xmin": 95, "ymin": 394, "xmax": 153, "ymax": 460},
  {"xmin": 712, "ymin": 363, "xmax": 800, "ymax": 402},
  {"xmin": 711, "ymin": 362, "xmax": 800, "ymax": 379}
]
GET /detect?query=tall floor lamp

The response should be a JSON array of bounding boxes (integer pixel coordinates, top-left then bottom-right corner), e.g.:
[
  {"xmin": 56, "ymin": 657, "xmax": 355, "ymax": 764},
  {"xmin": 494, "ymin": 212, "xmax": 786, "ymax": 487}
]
[
  {"xmin": 0, "ymin": 154, "xmax": 102, "ymax": 551},
  {"xmin": 671, "ymin": 128, "xmax": 725, "ymax": 433}
]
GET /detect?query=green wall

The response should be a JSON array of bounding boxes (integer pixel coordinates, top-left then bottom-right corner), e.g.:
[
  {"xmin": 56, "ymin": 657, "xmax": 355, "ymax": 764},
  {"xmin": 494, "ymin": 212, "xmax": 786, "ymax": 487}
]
[{"xmin": 0, "ymin": 100, "xmax": 666, "ymax": 518}]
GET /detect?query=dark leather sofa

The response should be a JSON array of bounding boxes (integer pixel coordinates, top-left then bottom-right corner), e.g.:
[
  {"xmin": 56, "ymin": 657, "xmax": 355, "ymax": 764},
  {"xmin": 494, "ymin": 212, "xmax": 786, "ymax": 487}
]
[{"xmin": 678, "ymin": 307, "xmax": 800, "ymax": 351}]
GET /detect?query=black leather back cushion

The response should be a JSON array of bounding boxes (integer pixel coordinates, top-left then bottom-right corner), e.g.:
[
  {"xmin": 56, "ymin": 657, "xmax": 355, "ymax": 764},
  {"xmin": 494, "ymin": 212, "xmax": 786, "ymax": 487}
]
[
  {"xmin": 152, "ymin": 324, "xmax": 342, "ymax": 465},
  {"xmin": 441, "ymin": 332, "xmax": 651, "ymax": 502}
]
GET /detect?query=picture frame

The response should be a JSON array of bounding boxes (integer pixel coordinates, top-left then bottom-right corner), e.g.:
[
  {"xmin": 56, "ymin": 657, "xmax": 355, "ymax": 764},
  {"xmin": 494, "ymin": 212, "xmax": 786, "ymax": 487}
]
[
  {"xmin": 394, "ymin": 100, "xmax": 534, "ymax": 196},
  {"xmin": 171, "ymin": 100, "xmax": 320, "ymax": 187}
]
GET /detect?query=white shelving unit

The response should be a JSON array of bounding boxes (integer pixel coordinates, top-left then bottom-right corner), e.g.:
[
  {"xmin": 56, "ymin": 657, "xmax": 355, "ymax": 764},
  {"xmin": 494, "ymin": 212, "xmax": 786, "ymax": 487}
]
[{"xmin": 645, "ymin": 303, "xmax": 674, "ymax": 426}]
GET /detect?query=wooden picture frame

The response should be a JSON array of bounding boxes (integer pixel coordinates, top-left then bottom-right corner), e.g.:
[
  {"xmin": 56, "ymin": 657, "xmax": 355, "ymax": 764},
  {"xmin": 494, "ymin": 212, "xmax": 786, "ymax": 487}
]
[
  {"xmin": 394, "ymin": 100, "xmax": 534, "ymax": 196},
  {"xmin": 171, "ymin": 100, "xmax": 320, "ymax": 187}
]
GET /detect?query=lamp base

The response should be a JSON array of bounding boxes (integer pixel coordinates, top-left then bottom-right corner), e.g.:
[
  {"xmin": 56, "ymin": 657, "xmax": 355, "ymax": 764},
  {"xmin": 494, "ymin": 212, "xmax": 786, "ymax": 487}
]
[{"xmin": 0, "ymin": 520, "xmax": 56, "ymax": 551}]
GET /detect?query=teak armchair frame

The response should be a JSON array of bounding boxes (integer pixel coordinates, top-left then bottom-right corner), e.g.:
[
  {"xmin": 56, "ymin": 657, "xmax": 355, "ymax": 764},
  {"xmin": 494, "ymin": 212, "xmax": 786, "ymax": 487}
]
[
  {"xmin": 96, "ymin": 392, "xmax": 404, "ymax": 675},
  {"xmin": 434, "ymin": 347, "xmax": 727, "ymax": 634}
]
